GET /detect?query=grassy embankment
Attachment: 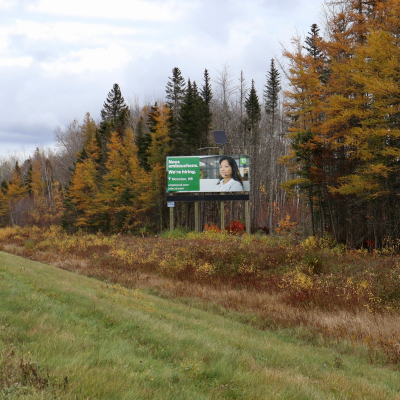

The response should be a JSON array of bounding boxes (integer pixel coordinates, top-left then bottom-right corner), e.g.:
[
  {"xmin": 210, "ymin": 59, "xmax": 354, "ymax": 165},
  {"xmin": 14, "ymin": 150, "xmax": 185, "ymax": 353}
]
[
  {"xmin": 1, "ymin": 225, "xmax": 400, "ymax": 365},
  {"xmin": 1, "ymin": 251, "xmax": 400, "ymax": 399}
]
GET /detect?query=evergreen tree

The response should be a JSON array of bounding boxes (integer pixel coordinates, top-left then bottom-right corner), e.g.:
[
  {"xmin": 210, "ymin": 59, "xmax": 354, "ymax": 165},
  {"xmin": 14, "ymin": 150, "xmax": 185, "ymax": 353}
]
[
  {"xmin": 176, "ymin": 79, "xmax": 202, "ymax": 155},
  {"xmin": 264, "ymin": 60, "xmax": 282, "ymax": 235},
  {"xmin": 63, "ymin": 124, "xmax": 102, "ymax": 231},
  {"xmin": 145, "ymin": 104, "xmax": 171, "ymax": 230},
  {"xmin": 98, "ymin": 84, "xmax": 130, "ymax": 157},
  {"xmin": 76, "ymin": 113, "xmax": 102, "ymax": 166},
  {"xmin": 100, "ymin": 83, "xmax": 129, "ymax": 132},
  {"xmin": 264, "ymin": 59, "xmax": 281, "ymax": 118},
  {"xmin": 135, "ymin": 114, "xmax": 152, "ymax": 170},
  {"xmin": 303, "ymin": 24, "xmax": 323, "ymax": 60},
  {"xmin": 245, "ymin": 80, "xmax": 262, "ymax": 230},
  {"xmin": 165, "ymin": 67, "xmax": 186, "ymax": 119},
  {"xmin": 245, "ymin": 80, "xmax": 261, "ymax": 129},
  {"xmin": 199, "ymin": 69, "xmax": 213, "ymax": 148},
  {"xmin": 303, "ymin": 24, "xmax": 330, "ymax": 83},
  {"xmin": 165, "ymin": 67, "xmax": 186, "ymax": 142}
]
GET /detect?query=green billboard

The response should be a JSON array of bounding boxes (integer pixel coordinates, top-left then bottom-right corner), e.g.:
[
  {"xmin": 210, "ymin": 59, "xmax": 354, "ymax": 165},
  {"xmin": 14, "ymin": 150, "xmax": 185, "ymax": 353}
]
[
  {"xmin": 167, "ymin": 157, "xmax": 200, "ymax": 192},
  {"xmin": 166, "ymin": 155, "xmax": 250, "ymax": 193}
]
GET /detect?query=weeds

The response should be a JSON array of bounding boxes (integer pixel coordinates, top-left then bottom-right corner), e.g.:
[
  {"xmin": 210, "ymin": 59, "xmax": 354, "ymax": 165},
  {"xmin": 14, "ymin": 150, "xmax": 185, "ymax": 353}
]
[
  {"xmin": 2, "ymin": 226, "xmax": 400, "ymax": 365},
  {"xmin": 0, "ymin": 344, "xmax": 67, "ymax": 398}
]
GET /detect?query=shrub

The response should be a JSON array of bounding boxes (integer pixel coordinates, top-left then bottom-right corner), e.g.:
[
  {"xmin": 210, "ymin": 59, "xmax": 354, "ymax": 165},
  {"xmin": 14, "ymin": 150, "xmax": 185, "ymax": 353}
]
[{"xmin": 160, "ymin": 226, "xmax": 191, "ymax": 239}]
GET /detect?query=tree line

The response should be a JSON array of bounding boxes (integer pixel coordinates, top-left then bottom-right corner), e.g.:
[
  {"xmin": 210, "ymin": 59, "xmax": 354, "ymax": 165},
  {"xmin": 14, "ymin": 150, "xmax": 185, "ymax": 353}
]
[
  {"xmin": 2, "ymin": 0, "xmax": 399, "ymax": 248},
  {"xmin": 283, "ymin": 0, "xmax": 400, "ymax": 247},
  {"xmin": 0, "ymin": 62, "xmax": 290, "ymax": 234}
]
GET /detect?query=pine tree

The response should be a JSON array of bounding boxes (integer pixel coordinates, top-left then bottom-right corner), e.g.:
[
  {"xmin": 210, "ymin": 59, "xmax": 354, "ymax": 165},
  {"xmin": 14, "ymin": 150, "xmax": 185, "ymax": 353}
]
[
  {"xmin": 245, "ymin": 80, "xmax": 261, "ymax": 129},
  {"xmin": 304, "ymin": 24, "xmax": 323, "ymax": 60},
  {"xmin": 76, "ymin": 112, "xmax": 102, "ymax": 166},
  {"xmin": 245, "ymin": 80, "xmax": 261, "ymax": 230},
  {"xmin": 264, "ymin": 59, "xmax": 282, "ymax": 235},
  {"xmin": 283, "ymin": 0, "xmax": 400, "ymax": 246},
  {"xmin": 176, "ymin": 79, "xmax": 203, "ymax": 155},
  {"xmin": 147, "ymin": 104, "xmax": 171, "ymax": 166},
  {"xmin": 165, "ymin": 67, "xmax": 186, "ymax": 148},
  {"xmin": 63, "ymin": 128, "xmax": 102, "ymax": 230},
  {"xmin": 146, "ymin": 104, "xmax": 171, "ymax": 230},
  {"xmin": 98, "ymin": 84, "xmax": 130, "ymax": 159},
  {"xmin": 264, "ymin": 59, "xmax": 281, "ymax": 119},
  {"xmin": 199, "ymin": 69, "xmax": 213, "ymax": 148},
  {"xmin": 27, "ymin": 159, "xmax": 48, "ymax": 226},
  {"xmin": 100, "ymin": 129, "xmax": 150, "ymax": 232},
  {"xmin": 100, "ymin": 83, "xmax": 129, "ymax": 131},
  {"xmin": 165, "ymin": 67, "xmax": 186, "ymax": 121},
  {"xmin": 282, "ymin": 32, "xmax": 328, "ymax": 236},
  {"xmin": 135, "ymin": 113, "xmax": 152, "ymax": 170},
  {"xmin": 6, "ymin": 162, "xmax": 28, "ymax": 226}
]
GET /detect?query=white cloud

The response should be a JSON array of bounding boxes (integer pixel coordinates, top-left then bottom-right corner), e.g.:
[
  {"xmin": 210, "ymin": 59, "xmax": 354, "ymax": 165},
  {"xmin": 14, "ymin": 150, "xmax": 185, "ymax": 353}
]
[
  {"xmin": 28, "ymin": 0, "xmax": 192, "ymax": 22},
  {"xmin": 12, "ymin": 20, "xmax": 144, "ymax": 43},
  {"xmin": 0, "ymin": 56, "xmax": 32, "ymax": 67},
  {"xmin": 0, "ymin": 0, "xmax": 16, "ymax": 10},
  {"xmin": 40, "ymin": 44, "xmax": 131, "ymax": 74}
]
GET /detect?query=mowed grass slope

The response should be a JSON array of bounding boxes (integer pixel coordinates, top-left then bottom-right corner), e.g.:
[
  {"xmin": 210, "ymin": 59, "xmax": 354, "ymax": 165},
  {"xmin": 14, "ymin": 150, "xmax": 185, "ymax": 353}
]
[{"xmin": 1, "ymin": 251, "xmax": 400, "ymax": 400}]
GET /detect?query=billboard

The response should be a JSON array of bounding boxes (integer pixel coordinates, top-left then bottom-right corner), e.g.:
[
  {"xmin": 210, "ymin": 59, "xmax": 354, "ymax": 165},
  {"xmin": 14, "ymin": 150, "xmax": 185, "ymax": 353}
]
[{"xmin": 166, "ymin": 155, "xmax": 250, "ymax": 193}]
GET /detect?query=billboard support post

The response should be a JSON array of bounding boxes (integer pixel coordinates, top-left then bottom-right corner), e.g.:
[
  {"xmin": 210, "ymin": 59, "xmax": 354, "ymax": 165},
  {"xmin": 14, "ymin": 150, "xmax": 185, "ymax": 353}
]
[
  {"xmin": 169, "ymin": 207, "xmax": 174, "ymax": 232},
  {"xmin": 219, "ymin": 148, "xmax": 225, "ymax": 231},
  {"xmin": 220, "ymin": 198, "xmax": 225, "ymax": 231},
  {"xmin": 244, "ymin": 149, "xmax": 250, "ymax": 234},
  {"xmin": 245, "ymin": 200, "xmax": 250, "ymax": 234},
  {"xmin": 195, "ymin": 197, "xmax": 200, "ymax": 233}
]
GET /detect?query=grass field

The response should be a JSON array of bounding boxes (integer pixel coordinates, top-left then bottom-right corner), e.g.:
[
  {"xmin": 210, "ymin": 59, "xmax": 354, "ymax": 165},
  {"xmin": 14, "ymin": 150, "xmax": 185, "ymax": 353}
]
[{"xmin": 1, "ymin": 251, "xmax": 400, "ymax": 399}]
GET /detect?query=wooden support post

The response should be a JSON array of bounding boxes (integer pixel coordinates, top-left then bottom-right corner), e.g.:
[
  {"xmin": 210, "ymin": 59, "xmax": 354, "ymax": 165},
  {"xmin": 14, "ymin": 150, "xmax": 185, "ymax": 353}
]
[
  {"xmin": 219, "ymin": 147, "xmax": 224, "ymax": 231},
  {"xmin": 221, "ymin": 200, "xmax": 225, "ymax": 231},
  {"xmin": 195, "ymin": 201, "xmax": 199, "ymax": 233},
  {"xmin": 169, "ymin": 206, "xmax": 174, "ymax": 232},
  {"xmin": 245, "ymin": 200, "xmax": 250, "ymax": 234}
]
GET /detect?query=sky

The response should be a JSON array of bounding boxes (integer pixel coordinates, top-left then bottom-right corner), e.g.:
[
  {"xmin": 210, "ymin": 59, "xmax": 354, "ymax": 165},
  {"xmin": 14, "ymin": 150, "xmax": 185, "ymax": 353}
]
[{"xmin": 0, "ymin": 0, "xmax": 324, "ymax": 158}]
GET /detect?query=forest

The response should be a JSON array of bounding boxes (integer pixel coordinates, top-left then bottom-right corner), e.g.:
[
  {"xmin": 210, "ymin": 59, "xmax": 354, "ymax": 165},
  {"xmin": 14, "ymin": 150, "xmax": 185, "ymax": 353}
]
[{"xmin": 1, "ymin": 0, "xmax": 400, "ymax": 249}]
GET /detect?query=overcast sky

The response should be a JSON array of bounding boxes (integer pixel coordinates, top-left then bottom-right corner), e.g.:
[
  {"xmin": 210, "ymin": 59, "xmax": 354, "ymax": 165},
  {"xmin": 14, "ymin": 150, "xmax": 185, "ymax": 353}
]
[{"xmin": 0, "ymin": 0, "xmax": 323, "ymax": 157}]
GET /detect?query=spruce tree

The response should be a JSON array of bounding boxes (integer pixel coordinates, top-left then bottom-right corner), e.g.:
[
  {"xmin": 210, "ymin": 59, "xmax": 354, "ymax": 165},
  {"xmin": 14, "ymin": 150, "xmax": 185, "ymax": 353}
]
[
  {"xmin": 165, "ymin": 68, "xmax": 186, "ymax": 118},
  {"xmin": 264, "ymin": 59, "xmax": 281, "ymax": 118},
  {"xmin": 304, "ymin": 24, "xmax": 323, "ymax": 60},
  {"xmin": 264, "ymin": 60, "xmax": 282, "ymax": 234},
  {"xmin": 100, "ymin": 83, "xmax": 129, "ymax": 130},
  {"xmin": 245, "ymin": 80, "xmax": 261, "ymax": 230},
  {"xmin": 165, "ymin": 67, "xmax": 186, "ymax": 142},
  {"xmin": 199, "ymin": 69, "xmax": 213, "ymax": 148},
  {"xmin": 98, "ymin": 84, "xmax": 130, "ymax": 156},
  {"xmin": 135, "ymin": 115, "xmax": 152, "ymax": 170},
  {"xmin": 176, "ymin": 79, "xmax": 197, "ymax": 155},
  {"xmin": 245, "ymin": 80, "xmax": 261, "ymax": 129},
  {"xmin": 304, "ymin": 24, "xmax": 330, "ymax": 83}
]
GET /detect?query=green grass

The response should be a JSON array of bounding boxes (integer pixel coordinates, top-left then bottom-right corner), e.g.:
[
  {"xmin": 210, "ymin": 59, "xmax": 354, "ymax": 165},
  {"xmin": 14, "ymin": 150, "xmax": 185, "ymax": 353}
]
[{"xmin": 1, "ymin": 251, "xmax": 400, "ymax": 399}]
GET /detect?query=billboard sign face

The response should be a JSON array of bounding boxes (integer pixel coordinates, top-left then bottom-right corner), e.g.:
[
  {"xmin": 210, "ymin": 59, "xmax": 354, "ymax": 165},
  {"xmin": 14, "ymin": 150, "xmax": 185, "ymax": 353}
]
[
  {"xmin": 167, "ymin": 155, "xmax": 250, "ymax": 193},
  {"xmin": 167, "ymin": 157, "xmax": 200, "ymax": 192}
]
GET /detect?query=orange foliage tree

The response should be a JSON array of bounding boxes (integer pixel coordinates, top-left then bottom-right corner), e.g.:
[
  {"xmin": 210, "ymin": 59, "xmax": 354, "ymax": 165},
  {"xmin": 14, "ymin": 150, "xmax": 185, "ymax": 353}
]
[{"xmin": 284, "ymin": 0, "xmax": 400, "ymax": 247}]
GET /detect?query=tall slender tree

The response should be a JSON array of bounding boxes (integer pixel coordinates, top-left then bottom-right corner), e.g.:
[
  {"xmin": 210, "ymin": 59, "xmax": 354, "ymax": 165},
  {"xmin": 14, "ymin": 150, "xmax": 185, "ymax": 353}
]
[
  {"xmin": 245, "ymin": 80, "xmax": 262, "ymax": 228},
  {"xmin": 199, "ymin": 69, "xmax": 213, "ymax": 148},
  {"xmin": 177, "ymin": 79, "xmax": 203, "ymax": 155},
  {"xmin": 165, "ymin": 67, "xmax": 186, "ymax": 136},
  {"xmin": 98, "ymin": 84, "xmax": 130, "ymax": 159},
  {"xmin": 264, "ymin": 59, "xmax": 282, "ymax": 234}
]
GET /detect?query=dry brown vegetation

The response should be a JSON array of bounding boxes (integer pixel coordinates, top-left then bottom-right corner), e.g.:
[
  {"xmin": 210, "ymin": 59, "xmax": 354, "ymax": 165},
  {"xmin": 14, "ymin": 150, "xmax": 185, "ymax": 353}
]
[{"xmin": 1, "ymin": 226, "xmax": 400, "ymax": 365}]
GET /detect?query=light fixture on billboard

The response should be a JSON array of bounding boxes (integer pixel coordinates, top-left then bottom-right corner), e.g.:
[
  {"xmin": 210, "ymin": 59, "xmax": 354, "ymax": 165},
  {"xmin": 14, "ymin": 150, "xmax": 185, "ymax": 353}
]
[{"xmin": 213, "ymin": 130, "xmax": 228, "ymax": 145}]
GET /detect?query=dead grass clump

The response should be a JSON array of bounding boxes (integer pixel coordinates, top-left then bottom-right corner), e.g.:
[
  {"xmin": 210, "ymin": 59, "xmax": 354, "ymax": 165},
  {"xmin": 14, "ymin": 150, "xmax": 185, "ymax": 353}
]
[{"xmin": 0, "ymin": 345, "xmax": 68, "ymax": 397}]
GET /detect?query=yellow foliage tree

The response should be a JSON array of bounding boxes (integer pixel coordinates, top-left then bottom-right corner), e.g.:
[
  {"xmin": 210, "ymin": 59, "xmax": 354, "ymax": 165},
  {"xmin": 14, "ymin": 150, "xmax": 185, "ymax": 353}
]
[{"xmin": 145, "ymin": 104, "xmax": 171, "ymax": 231}]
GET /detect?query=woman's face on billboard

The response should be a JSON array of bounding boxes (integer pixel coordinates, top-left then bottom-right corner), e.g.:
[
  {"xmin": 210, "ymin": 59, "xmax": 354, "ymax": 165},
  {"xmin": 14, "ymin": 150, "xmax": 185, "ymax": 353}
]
[{"xmin": 220, "ymin": 160, "xmax": 232, "ymax": 180}]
